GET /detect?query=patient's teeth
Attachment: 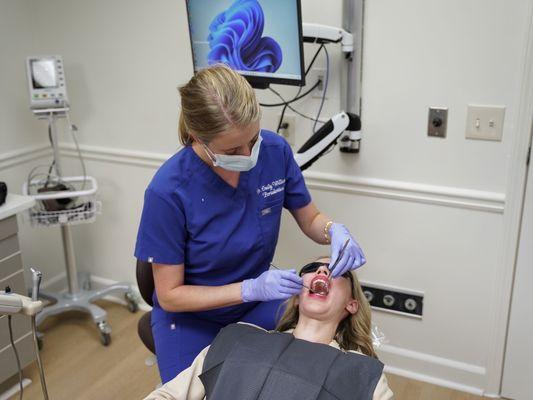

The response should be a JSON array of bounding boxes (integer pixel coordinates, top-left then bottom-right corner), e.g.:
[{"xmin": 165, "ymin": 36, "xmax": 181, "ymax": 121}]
[{"xmin": 311, "ymin": 278, "xmax": 329, "ymax": 295}]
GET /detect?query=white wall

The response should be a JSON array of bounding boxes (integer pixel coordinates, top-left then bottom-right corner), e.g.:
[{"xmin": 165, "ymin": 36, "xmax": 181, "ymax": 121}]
[
  {"xmin": 0, "ymin": 0, "xmax": 46, "ymax": 152},
  {"xmin": 30, "ymin": 0, "xmax": 190, "ymax": 154},
  {"xmin": 0, "ymin": 0, "xmax": 66, "ymax": 284},
  {"xmin": 1, "ymin": 0, "xmax": 532, "ymax": 395}
]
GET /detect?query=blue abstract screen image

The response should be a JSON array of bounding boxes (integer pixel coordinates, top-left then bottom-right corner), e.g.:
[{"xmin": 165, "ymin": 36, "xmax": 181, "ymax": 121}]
[
  {"xmin": 208, "ymin": 0, "xmax": 282, "ymax": 73},
  {"xmin": 187, "ymin": 0, "xmax": 303, "ymax": 82}
]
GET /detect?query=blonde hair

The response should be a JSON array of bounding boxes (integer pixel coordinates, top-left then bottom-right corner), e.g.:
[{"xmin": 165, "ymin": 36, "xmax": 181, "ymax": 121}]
[
  {"xmin": 178, "ymin": 64, "xmax": 261, "ymax": 146},
  {"xmin": 276, "ymin": 266, "xmax": 377, "ymax": 359}
]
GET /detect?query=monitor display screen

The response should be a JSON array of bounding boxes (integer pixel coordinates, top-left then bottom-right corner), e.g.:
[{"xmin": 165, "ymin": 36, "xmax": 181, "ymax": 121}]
[
  {"xmin": 31, "ymin": 59, "xmax": 58, "ymax": 89},
  {"xmin": 186, "ymin": 0, "xmax": 305, "ymax": 86}
]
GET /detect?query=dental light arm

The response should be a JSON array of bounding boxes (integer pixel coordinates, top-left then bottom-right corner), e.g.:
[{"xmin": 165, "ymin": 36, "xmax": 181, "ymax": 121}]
[
  {"xmin": 291, "ymin": 21, "xmax": 363, "ymax": 163},
  {"xmin": 294, "ymin": 112, "xmax": 361, "ymax": 171}
]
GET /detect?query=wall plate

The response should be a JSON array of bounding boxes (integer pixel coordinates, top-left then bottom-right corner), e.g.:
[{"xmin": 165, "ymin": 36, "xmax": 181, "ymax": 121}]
[
  {"xmin": 428, "ymin": 107, "xmax": 448, "ymax": 138},
  {"xmin": 310, "ymin": 68, "xmax": 328, "ymax": 99},
  {"xmin": 278, "ymin": 114, "xmax": 296, "ymax": 145},
  {"xmin": 465, "ymin": 104, "xmax": 505, "ymax": 141},
  {"xmin": 361, "ymin": 281, "xmax": 424, "ymax": 318}
]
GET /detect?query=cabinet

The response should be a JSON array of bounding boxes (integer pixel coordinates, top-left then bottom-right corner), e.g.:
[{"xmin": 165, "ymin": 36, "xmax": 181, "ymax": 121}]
[{"xmin": 0, "ymin": 195, "xmax": 36, "ymax": 385}]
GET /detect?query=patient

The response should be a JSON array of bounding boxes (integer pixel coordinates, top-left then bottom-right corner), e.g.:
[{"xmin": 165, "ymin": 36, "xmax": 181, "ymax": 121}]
[{"xmin": 144, "ymin": 257, "xmax": 393, "ymax": 400}]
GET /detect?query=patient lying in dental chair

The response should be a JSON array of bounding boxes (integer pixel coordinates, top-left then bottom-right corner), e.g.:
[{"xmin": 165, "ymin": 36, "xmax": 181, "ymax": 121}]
[{"xmin": 144, "ymin": 257, "xmax": 394, "ymax": 400}]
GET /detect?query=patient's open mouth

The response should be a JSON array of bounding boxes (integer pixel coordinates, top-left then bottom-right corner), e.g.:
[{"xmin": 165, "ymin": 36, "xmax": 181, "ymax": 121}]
[{"xmin": 310, "ymin": 275, "xmax": 330, "ymax": 296}]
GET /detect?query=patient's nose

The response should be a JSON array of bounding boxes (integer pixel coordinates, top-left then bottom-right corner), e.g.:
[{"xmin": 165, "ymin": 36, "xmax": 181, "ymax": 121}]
[{"xmin": 316, "ymin": 265, "xmax": 330, "ymax": 277}]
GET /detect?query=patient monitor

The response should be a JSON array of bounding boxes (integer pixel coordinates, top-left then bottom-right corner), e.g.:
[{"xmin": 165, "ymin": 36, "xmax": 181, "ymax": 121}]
[{"xmin": 26, "ymin": 55, "xmax": 68, "ymax": 109}]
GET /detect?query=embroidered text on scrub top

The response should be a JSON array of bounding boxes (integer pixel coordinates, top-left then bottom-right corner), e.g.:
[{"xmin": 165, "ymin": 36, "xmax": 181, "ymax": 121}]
[{"xmin": 259, "ymin": 178, "xmax": 285, "ymax": 198}]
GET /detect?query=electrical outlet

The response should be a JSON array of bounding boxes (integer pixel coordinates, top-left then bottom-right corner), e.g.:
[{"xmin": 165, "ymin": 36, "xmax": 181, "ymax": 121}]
[
  {"xmin": 278, "ymin": 114, "xmax": 296, "ymax": 145},
  {"xmin": 309, "ymin": 68, "xmax": 327, "ymax": 99},
  {"xmin": 361, "ymin": 282, "xmax": 424, "ymax": 318}
]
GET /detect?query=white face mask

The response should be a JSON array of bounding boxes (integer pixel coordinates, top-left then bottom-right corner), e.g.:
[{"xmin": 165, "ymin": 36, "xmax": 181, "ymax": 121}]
[{"xmin": 202, "ymin": 132, "xmax": 263, "ymax": 172}]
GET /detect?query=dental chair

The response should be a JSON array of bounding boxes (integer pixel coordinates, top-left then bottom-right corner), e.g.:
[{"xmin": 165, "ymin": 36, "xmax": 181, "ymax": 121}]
[{"xmin": 136, "ymin": 259, "xmax": 155, "ymax": 354}]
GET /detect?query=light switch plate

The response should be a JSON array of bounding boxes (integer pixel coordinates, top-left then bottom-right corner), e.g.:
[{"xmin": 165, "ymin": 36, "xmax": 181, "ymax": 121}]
[{"xmin": 465, "ymin": 105, "xmax": 505, "ymax": 141}]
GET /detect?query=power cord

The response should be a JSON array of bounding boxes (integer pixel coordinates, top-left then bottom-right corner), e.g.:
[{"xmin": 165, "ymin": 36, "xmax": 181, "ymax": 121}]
[
  {"xmin": 259, "ymin": 43, "xmax": 330, "ymax": 139},
  {"xmin": 273, "ymin": 44, "xmax": 326, "ymax": 133},
  {"xmin": 65, "ymin": 109, "xmax": 87, "ymax": 191},
  {"xmin": 268, "ymin": 87, "xmax": 326, "ymax": 124},
  {"xmin": 259, "ymin": 81, "xmax": 322, "ymax": 108},
  {"xmin": 8, "ymin": 315, "xmax": 23, "ymax": 400},
  {"xmin": 26, "ymin": 108, "xmax": 88, "ymax": 199},
  {"xmin": 313, "ymin": 45, "xmax": 329, "ymax": 133}
]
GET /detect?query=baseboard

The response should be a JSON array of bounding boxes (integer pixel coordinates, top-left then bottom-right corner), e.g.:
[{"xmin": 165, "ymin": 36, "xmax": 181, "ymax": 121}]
[
  {"xmin": 383, "ymin": 365, "xmax": 484, "ymax": 396},
  {"xmin": 378, "ymin": 343, "xmax": 486, "ymax": 395},
  {"xmin": 40, "ymin": 271, "xmax": 68, "ymax": 293}
]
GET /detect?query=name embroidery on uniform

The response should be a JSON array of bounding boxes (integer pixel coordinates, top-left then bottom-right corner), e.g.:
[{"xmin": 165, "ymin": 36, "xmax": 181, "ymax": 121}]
[{"xmin": 259, "ymin": 179, "xmax": 285, "ymax": 198}]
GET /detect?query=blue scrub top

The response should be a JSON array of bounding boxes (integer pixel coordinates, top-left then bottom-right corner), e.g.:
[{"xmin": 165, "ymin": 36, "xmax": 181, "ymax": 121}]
[{"xmin": 135, "ymin": 130, "xmax": 311, "ymax": 323}]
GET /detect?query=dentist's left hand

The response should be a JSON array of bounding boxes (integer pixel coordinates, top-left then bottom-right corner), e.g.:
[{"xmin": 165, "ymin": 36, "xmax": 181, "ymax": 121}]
[
  {"xmin": 329, "ymin": 223, "xmax": 366, "ymax": 277},
  {"xmin": 241, "ymin": 269, "xmax": 303, "ymax": 302}
]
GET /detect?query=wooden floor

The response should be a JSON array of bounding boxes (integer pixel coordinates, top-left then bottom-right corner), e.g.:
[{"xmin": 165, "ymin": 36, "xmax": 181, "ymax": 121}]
[{"xmin": 8, "ymin": 300, "xmax": 496, "ymax": 400}]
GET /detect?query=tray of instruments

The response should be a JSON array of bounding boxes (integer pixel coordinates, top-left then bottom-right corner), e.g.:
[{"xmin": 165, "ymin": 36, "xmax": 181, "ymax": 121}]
[{"xmin": 22, "ymin": 176, "xmax": 101, "ymax": 227}]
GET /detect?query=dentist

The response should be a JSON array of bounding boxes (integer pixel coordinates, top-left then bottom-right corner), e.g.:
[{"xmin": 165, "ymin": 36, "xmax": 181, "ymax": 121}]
[{"xmin": 135, "ymin": 64, "xmax": 365, "ymax": 383}]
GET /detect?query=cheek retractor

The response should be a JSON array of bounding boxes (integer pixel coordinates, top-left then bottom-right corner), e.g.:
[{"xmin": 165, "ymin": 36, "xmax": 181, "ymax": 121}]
[{"xmin": 310, "ymin": 277, "xmax": 330, "ymax": 296}]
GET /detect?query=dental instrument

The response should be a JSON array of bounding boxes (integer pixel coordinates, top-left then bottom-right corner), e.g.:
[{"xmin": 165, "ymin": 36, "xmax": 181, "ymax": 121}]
[
  {"xmin": 328, "ymin": 238, "xmax": 351, "ymax": 279},
  {"xmin": 269, "ymin": 263, "xmax": 316, "ymax": 293}
]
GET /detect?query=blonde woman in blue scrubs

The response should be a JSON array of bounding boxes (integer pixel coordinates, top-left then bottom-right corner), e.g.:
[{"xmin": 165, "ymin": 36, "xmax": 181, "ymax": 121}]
[{"xmin": 135, "ymin": 65, "xmax": 366, "ymax": 383}]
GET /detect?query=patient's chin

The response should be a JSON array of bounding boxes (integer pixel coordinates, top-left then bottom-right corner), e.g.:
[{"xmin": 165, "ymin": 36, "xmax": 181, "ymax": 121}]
[{"xmin": 299, "ymin": 299, "xmax": 332, "ymax": 318}]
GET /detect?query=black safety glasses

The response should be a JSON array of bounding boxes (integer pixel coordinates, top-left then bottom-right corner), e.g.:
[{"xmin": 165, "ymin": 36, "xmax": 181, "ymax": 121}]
[
  {"xmin": 298, "ymin": 262, "xmax": 329, "ymax": 276},
  {"xmin": 299, "ymin": 262, "xmax": 353, "ymax": 282}
]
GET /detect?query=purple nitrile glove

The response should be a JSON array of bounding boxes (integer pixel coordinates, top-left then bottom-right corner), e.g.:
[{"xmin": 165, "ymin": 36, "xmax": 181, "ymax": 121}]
[
  {"xmin": 329, "ymin": 223, "xmax": 366, "ymax": 277},
  {"xmin": 241, "ymin": 269, "xmax": 303, "ymax": 303}
]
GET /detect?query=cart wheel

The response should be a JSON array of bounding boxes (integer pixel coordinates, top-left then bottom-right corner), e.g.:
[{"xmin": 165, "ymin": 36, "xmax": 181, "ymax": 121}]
[
  {"xmin": 97, "ymin": 322, "xmax": 112, "ymax": 346},
  {"xmin": 125, "ymin": 292, "xmax": 139, "ymax": 313},
  {"xmin": 35, "ymin": 331, "xmax": 44, "ymax": 351},
  {"xmin": 100, "ymin": 332, "xmax": 111, "ymax": 346}
]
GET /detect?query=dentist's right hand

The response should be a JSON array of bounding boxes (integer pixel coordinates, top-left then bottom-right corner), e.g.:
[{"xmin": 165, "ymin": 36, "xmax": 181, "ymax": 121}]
[{"xmin": 241, "ymin": 269, "xmax": 303, "ymax": 302}]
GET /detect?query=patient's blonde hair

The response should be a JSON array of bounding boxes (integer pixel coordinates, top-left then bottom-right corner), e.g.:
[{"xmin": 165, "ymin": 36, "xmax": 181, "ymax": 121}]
[
  {"xmin": 178, "ymin": 64, "xmax": 261, "ymax": 145},
  {"xmin": 276, "ymin": 261, "xmax": 377, "ymax": 359}
]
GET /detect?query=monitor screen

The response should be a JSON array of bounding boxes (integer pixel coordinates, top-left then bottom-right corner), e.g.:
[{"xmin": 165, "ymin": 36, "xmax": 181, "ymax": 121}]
[
  {"xmin": 31, "ymin": 59, "xmax": 58, "ymax": 89},
  {"xmin": 186, "ymin": 0, "xmax": 305, "ymax": 87}
]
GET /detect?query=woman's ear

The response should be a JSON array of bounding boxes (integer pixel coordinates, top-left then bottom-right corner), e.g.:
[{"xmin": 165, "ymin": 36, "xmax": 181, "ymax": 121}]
[{"xmin": 345, "ymin": 299, "xmax": 358, "ymax": 315}]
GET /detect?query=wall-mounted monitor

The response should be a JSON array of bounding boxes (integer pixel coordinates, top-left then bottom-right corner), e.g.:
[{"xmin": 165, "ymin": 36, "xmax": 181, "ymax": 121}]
[{"xmin": 186, "ymin": 0, "xmax": 305, "ymax": 88}]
